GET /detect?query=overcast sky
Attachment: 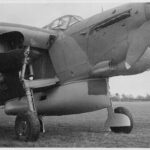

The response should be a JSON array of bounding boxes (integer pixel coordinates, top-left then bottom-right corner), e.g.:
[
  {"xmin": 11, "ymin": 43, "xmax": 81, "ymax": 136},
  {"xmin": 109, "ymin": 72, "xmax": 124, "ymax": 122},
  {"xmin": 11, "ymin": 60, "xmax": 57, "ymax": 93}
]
[
  {"xmin": 0, "ymin": 1, "xmax": 149, "ymax": 97},
  {"xmin": 0, "ymin": 2, "xmax": 123, "ymax": 27}
]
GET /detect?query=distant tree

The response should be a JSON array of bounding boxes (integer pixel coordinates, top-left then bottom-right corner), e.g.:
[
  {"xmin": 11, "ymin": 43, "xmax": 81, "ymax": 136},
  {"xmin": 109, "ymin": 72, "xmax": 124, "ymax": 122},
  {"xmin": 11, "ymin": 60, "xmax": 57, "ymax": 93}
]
[
  {"xmin": 128, "ymin": 94, "xmax": 134, "ymax": 101},
  {"xmin": 136, "ymin": 95, "xmax": 144, "ymax": 100},
  {"xmin": 111, "ymin": 93, "xmax": 150, "ymax": 102},
  {"xmin": 121, "ymin": 94, "xmax": 127, "ymax": 101},
  {"xmin": 111, "ymin": 93, "xmax": 121, "ymax": 101},
  {"xmin": 145, "ymin": 94, "xmax": 150, "ymax": 100}
]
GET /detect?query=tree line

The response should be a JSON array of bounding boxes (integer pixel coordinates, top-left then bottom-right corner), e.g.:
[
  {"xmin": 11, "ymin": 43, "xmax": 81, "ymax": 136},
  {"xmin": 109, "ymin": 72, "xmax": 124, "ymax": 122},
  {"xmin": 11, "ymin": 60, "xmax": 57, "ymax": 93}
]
[{"xmin": 111, "ymin": 93, "xmax": 150, "ymax": 102}]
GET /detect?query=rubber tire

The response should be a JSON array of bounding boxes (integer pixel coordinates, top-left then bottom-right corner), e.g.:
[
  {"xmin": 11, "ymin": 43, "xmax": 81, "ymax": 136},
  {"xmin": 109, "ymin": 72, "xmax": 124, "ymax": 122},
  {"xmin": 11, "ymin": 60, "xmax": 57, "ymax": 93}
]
[
  {"xmin": 110, "ymin": 107, "xmax": 133, "ymax": 134},
  {"xmin": 15, "ymin": 111, "xmax": 40, "ymax": 141}
]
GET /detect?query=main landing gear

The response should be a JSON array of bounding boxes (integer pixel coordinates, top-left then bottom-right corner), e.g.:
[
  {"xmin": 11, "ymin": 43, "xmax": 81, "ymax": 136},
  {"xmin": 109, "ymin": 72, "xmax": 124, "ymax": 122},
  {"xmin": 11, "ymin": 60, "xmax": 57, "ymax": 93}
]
[
  {"xmin": 15, "ymin": 46, "xmax": 44, "ymax": 141},
  {"xmin": 105, "ymin": 106, "xmax": 133, "ymax": 134}
]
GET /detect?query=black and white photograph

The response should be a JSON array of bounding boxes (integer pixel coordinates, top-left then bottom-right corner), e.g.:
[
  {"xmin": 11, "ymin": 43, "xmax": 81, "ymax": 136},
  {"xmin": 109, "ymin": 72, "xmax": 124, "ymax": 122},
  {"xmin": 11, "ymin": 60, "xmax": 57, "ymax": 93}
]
[{"xmin": 0, "ymin": 0, "xmax": 149, "ymax": 147}]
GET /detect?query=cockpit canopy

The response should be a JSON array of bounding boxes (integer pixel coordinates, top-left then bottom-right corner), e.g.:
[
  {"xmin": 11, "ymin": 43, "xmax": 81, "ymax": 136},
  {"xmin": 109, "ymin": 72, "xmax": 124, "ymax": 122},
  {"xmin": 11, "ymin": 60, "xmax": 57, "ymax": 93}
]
[{"xmin": 43, "ymin": 15, "xmax": 83, "ymax": 31}]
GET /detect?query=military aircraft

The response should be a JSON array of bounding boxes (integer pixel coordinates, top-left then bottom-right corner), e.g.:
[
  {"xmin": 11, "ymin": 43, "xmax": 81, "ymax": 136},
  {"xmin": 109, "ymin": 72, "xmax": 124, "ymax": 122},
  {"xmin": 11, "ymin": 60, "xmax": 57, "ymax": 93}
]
[{"xmin": 0, "ymin": 2, "xmax": 149, "ymax": 141}]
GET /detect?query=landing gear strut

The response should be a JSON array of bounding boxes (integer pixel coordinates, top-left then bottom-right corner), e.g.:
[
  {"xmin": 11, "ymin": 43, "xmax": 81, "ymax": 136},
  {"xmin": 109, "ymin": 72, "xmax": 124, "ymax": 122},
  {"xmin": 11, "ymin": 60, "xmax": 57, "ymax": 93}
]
[
  {"xmin": 104, "ymin": 78, "xmax": 133, "ymax": 134},
  {"xmin": 15, "ymin": 46, "xmax": 42, "ymax": 141}
]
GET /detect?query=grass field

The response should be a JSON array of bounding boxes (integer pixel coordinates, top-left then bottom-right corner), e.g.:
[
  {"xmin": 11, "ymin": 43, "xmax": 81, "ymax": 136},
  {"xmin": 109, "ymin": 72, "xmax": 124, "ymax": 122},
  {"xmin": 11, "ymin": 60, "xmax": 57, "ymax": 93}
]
[{"xmin": 0, "ymin": 101, "xmax": 150, "ymax": 147}]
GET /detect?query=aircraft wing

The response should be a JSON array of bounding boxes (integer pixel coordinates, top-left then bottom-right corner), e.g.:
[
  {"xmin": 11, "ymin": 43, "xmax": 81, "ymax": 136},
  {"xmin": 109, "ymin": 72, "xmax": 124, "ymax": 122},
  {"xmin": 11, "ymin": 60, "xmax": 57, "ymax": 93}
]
[{"xmin": 0, "ymin": 22, "xmax": 57, "ymax": 50}]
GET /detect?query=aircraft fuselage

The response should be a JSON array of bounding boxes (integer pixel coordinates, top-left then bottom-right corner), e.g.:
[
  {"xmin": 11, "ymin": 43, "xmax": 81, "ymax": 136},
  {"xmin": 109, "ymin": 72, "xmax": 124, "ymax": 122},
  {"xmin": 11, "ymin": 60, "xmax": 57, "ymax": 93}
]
[{"xmin": 49, "ymin": 3, "xmax": 150, "ymax": 83}]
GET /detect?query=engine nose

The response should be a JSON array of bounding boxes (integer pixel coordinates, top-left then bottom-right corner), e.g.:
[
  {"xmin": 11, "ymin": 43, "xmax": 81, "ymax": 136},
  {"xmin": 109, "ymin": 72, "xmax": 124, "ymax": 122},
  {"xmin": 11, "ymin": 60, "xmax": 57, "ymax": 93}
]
[{"xmin": 145, "ymin": 3, "xmax": 150, "ymax": 20}]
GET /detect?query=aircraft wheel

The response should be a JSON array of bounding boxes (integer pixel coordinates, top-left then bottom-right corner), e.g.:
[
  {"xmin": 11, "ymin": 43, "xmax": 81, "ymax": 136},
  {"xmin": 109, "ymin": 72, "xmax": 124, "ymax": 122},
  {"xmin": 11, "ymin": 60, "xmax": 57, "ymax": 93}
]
[
  {"xmin": 15, "ymin": 111, "xmax": 40, "ymax": 141},
  {"xmin": 110, "ymin": 107, "xmax": 133, "ymax": 133}
]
